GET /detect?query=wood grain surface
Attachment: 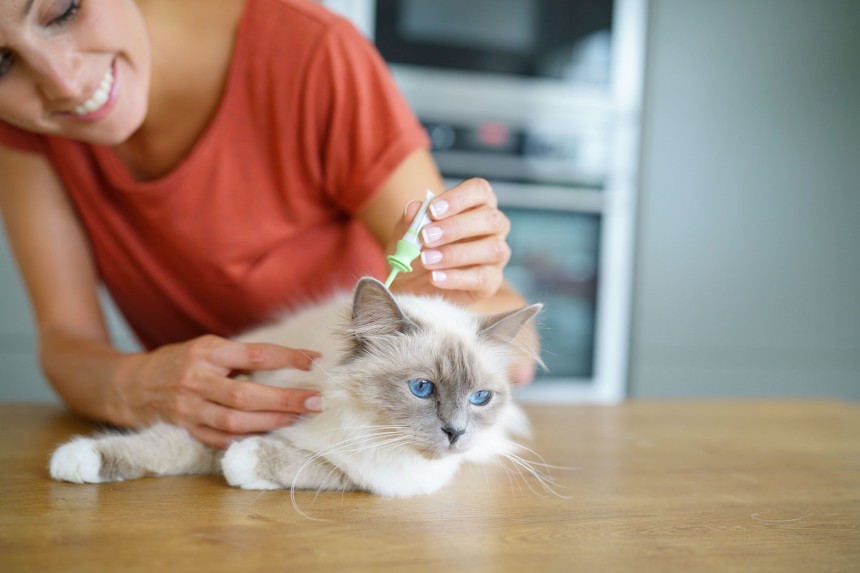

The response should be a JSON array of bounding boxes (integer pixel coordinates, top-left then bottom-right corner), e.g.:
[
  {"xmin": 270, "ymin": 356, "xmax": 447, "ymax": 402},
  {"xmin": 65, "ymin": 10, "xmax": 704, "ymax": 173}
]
[{"xmin": 1, "ymin": 401, "xmax": 858, "ymax": 572}]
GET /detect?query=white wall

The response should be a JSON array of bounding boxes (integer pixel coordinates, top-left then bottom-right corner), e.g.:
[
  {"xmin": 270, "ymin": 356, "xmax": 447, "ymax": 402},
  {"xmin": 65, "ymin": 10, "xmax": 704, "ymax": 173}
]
[
  {"xmin": 0, "ymin": 235, "xmax": 54, "ymax": 401},
  {"xmin": 629, "ymin": 0, "xmax": 860, "ymax": 398}
]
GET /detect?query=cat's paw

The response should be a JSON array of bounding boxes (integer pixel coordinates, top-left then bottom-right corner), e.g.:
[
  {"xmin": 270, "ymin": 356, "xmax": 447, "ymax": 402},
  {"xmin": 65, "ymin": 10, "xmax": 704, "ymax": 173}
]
[
  {"xmin": 222, "ymin": 437, "xmax": 279, "ymax": 490},
  {"xmin": 50, "ymin": 438, "xmax": 106, "ymax": 484}
]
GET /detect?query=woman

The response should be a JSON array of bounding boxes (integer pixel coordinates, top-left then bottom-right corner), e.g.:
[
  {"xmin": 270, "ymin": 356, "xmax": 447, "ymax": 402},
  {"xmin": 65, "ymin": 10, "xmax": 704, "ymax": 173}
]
[{"xmin": 0, "ymin": 0, "xmax": 532, "ymax": 448}]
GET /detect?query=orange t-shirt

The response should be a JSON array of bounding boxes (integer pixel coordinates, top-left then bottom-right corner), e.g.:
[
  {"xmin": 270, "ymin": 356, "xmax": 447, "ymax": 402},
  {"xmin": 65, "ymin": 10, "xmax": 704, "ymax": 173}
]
[{"xmin": 0, "ymin": 0, "xmax": 429, "ymax": 349}]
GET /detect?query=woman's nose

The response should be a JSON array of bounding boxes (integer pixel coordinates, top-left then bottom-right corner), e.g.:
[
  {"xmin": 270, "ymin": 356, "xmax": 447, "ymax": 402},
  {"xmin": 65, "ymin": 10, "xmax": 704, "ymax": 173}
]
[{"xmin": 30, "ymin": 47, "xmax": 85, "ymax": 101}]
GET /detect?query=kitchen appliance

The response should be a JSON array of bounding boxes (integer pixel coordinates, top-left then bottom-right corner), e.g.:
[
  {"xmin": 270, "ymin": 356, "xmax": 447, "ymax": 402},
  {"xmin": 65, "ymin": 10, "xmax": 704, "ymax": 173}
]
[{"xmin": 324, "ymin": 0, "xmax": 647, "ymax": 401}]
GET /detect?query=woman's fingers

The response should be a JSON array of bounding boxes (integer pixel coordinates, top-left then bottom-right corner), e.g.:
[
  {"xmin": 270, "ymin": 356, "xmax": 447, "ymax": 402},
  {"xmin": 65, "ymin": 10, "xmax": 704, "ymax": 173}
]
[
  {"xmin": 429, "ymin": 178, "xmax": 498, "ymax": 219},
  {"xmin": 194, "ymin": 373, "xmax": 323, "ymax": 415},
  {"xmin": 186, "ymin": 421, "xmax": 300, "ymax": 451},
  {"xmin": 187, "ymin": 424, "xmax": 237, "ymax": 450},
  {"xmin": 194, "ymin": 398, "xmax": 301, "ymax": 436},
  {"xmin": 182, "ymin": 376, "xmax": 319, "ymax": 449},
  {"xmin": 420, "ymin": 236, "xmax": 511, "ymax": 270},
  {"xmin": 425, "ymin": 265, "xmax": 500, "ymax": 293},
  {"xmin": 421, "ymin": 206, "xmax": 510, "ymax": 247},
  {"xmin": 421, "ymin": 179, "xmax": 509, "ymax": 249},
  {"xmin": 197, "ymin": 336, "xmax": 321, "ymax": 373}
]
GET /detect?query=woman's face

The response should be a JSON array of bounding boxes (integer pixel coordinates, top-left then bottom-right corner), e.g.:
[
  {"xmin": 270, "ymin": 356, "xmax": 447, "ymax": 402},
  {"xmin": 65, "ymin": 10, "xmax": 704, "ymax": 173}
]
[{"xmin": 0, "ymin": 0, "xmax": 150, "ymax": 145}]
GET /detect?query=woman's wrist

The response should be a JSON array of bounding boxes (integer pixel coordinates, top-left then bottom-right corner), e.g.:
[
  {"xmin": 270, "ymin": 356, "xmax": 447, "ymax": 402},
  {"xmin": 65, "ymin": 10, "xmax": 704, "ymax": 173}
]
[
  {"xmin": 39, "ymin": 328, "xmax": 141, "ymax": 428},
  {"xmin": 103, "ymin": 351, "xmax": 148, "ymax": 429}
]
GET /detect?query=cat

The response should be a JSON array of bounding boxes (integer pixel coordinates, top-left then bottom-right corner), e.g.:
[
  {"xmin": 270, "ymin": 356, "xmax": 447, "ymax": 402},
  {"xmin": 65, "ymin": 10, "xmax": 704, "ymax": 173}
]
[{"xmin": 49, "ymin": 277, "xmax": 542, "ymax": 498}]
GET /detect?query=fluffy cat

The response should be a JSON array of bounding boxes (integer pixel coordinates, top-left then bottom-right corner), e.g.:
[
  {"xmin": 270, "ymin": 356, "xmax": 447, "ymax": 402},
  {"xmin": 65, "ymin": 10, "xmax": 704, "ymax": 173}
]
[{"xmin": 49, "ymin": 277, "xmax": 542, "ymax": 498}]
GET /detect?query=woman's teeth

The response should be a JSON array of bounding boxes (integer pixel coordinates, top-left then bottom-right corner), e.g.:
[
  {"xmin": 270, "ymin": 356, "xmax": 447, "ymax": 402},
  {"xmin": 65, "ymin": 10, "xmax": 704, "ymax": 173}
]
[{"xmin": 73, "ymin": 67, "xmax": 114, "ymax": 116}]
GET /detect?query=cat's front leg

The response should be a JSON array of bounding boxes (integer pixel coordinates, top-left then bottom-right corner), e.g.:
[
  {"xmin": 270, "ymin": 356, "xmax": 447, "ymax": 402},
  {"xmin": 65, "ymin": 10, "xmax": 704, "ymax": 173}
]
[
  {"xmin": 50, "ymin": 423, "xmax": 220, "ymax": 483},
  {"xmin": 222, "ymin": 434, "xmax": 354, "ymax": 492}
]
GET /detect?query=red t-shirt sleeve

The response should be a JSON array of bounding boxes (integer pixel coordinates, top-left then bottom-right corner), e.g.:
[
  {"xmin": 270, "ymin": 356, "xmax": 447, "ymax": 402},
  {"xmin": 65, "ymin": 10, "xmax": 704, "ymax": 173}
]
[
  {"xmin": 0, "ymin": 120, "xmax": 48, "ymax": 154},
  {"xmin": 304, "ymin": 19, "xmax": 429, "ymax": 214}
]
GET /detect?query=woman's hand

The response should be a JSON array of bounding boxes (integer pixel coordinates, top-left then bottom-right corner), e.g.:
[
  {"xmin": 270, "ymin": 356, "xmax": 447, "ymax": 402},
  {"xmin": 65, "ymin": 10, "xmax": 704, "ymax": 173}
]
[
  {"xmin": 113, "ymin": 335, "xmax": 323, "ymax": 449},
  {"xmin": 389, "ymin": 178, "xmax": 512, "ymax": 306}
]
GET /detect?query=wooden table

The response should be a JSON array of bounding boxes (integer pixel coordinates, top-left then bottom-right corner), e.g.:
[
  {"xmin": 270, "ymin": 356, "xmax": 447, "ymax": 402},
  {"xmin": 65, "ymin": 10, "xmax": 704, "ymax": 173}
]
[{"xmin": 1, "ymin": 401, "xmax": 858, "ymax": 572}]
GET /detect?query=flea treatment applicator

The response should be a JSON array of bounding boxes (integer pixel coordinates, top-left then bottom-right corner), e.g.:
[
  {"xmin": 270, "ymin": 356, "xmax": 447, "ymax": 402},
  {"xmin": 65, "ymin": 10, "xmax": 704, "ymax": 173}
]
[{"xmin": 384, "ymin": 190, "xmax": 435, "ymax": 288}]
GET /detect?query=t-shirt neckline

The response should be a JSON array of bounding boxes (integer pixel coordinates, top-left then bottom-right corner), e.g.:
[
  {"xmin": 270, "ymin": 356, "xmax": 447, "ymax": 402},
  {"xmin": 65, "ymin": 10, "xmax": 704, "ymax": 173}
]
[{"xmin": 92, "ymin": 0, "xmax": 255, "ymax": 192}]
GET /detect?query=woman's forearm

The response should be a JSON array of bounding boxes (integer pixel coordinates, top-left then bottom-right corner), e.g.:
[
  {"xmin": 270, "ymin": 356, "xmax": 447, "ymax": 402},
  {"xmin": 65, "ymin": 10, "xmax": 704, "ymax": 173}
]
[{"xmin": 38, "ymin": 326, "xmax": 140, "ymax": 427}]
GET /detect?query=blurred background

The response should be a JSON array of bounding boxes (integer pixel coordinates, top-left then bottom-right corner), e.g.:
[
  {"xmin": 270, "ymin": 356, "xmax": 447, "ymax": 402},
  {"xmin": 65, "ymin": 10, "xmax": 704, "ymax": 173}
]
[{"xmin": 1, "ymin": 0, "xmax": 858, "ymax": 403}]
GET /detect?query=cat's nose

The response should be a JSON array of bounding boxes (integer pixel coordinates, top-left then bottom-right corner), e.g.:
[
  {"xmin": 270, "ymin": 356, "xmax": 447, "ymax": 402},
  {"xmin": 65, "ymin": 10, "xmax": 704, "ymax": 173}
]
[{"xmin": 441, "ymin": 426, "xmax": 466, "ymax": 445}]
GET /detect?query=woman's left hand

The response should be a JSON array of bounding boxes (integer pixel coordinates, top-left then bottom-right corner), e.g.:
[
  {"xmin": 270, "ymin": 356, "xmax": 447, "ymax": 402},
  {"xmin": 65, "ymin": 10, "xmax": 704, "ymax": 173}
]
[{"xmin": 390, "ymin": 178, "xmax": 512, "ymax": 306}]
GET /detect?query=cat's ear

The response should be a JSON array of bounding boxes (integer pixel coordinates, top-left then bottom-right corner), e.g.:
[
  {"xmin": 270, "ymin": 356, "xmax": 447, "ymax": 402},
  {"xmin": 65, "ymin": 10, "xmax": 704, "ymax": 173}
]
[
  {"xmin": 351, "ymin": 277, "xmax": 416, "ymax": 337},
  {"xmin": 479, "ymin": 303, "xmax": 542, "ymax": 344}
]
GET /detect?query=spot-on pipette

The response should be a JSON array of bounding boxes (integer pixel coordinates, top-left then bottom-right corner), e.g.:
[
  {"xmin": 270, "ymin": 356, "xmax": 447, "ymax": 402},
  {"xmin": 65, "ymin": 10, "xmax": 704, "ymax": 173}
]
[{"xmin": 384, "ymin": 190, "xmax": 435, "ymax": 288}]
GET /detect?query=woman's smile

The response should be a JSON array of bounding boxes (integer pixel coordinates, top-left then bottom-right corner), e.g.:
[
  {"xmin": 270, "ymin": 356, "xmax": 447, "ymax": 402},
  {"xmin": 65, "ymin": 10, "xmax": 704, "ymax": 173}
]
[{"xmin": 64, "ymin": 59, "xmax": 118, "ymax": 121}]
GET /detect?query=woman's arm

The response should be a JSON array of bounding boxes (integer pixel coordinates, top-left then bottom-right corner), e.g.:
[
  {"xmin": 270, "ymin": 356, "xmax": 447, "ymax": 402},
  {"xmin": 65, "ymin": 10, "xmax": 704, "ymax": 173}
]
[
  {"xmin": 0, "ymin": 146, "xmax": 323, "ymax": 448},
  {"xmin": 357, "ymin": 148, "xmax": 541, "ymax": 383}
]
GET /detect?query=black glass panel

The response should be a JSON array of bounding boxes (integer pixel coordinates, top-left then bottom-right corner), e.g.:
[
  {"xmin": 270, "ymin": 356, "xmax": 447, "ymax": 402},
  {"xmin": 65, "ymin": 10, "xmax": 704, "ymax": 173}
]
[
  {"xmin": 502, "ymin": 207, "xmax": 600, "ymax": 379},
  {"xmin": 375, "ymin": 0, "xmax": 614, "ymax": 84}
]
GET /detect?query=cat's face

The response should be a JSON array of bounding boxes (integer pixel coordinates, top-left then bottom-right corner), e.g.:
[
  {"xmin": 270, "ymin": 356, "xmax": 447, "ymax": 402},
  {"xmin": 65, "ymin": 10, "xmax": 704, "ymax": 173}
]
[{"xmin": 340, "ymin": 278, "xmax": 540, "ymax": 460}]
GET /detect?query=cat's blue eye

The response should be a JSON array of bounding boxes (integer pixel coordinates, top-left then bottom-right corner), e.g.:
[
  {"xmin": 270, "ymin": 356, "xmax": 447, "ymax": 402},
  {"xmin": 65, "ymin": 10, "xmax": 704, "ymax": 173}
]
[
  {"xmin": 408, "ymin": 379, "xmax": 435, "ymax": 398},
  {"xmin": 469, "ymin": 390, "xmax": 493, "ymax": 406}
]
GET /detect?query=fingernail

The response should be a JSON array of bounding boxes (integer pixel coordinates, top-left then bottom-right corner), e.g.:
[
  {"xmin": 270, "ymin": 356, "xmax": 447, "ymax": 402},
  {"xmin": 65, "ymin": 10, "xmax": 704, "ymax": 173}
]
[
  {"xmin": 304, "ymin": 396, "xmax": 324, "ymax": 412},
  {"xmin": 422, "ymin": 226, "xmax": 443, "ymax": 244},
  {"xmin": 429, "ymin": 200, "xmax": 449, "ymax": 218},
  {"xmin": 421, "ymin": 250, "xmax": 443, "ymax": 265},
  {"xmin": 431, "ymin": 270, "xmax": 447, "ymax": 283}
]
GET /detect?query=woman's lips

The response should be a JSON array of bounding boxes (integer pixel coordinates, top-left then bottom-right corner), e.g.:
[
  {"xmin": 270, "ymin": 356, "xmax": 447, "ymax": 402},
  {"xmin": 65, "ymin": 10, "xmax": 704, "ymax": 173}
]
[{"xmin": 67, "ymin": 60, "xmax": 119, "ymax": 121}]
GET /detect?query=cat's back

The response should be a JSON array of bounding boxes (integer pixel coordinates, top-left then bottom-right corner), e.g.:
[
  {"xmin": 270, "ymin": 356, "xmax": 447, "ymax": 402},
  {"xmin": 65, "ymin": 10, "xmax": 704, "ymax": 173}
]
[{"xmin": 236, "ymin": 291, "xmax": 352, "ymax": 351}]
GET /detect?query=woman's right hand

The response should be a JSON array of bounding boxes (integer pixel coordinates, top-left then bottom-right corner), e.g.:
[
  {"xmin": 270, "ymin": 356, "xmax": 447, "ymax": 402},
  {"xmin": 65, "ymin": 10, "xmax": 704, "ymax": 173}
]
[{"xmin": 113, "ymin": 335, "xmax": 323, "ymax": 449}]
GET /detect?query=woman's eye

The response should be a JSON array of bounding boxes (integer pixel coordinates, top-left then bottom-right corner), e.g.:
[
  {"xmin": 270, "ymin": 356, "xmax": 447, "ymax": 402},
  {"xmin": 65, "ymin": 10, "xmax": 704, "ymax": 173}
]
[
  {"xmin": 469, "ymin": 390, "xmax": 493, "ymax": 406},
  {"xmin": 51, "ymin": 0, "xmax": 81, "ymax": 26},
  {"xmin": 408, "ymin": 379, "xmax": 435, "ymax": 399},
  {"xmin": 0, "ymin": 52, "xmax": 14, "ymax": 79}
]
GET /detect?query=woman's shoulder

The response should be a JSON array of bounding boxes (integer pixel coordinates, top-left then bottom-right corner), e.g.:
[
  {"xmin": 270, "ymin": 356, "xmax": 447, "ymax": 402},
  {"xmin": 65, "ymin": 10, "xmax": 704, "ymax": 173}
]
[
  {"xmin": 245, "ymin": 0, "xmax": 354, "ymax": 38},
  {"xmin": 238, "ymin": 0, "xmax": 371, "ymax": 82}
]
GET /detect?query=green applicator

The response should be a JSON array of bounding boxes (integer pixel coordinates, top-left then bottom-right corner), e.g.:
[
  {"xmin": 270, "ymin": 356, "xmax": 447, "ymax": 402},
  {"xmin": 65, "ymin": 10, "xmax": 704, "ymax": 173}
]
[{"xmin": 384, "ymin": 190, "xmax": 435, "ymax": 288}]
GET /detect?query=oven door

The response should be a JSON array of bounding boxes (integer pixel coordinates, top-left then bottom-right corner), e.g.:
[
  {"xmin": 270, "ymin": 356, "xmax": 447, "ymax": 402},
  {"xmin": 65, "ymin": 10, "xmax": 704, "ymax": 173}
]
[{"xmin": 505, "ymin": 205, "xmax": 600, "ymax": 381}]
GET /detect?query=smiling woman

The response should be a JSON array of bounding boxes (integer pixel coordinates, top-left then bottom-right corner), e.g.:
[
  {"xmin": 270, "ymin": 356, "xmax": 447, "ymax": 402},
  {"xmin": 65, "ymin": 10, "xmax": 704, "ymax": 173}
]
[
  {"xmin": 0, "ymin": 0, "xmax": 150, "ymax": 146},
  {"xmin": 0, "ymin": 0, "xmax": 535, "ymax": 450}
]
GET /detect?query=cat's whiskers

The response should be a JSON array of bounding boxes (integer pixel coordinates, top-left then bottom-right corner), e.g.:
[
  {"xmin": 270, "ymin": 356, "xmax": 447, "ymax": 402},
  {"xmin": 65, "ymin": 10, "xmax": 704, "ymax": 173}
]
[
  {"xmin": 322, "ymin": 424, "xmax": 410, "ymax": 436},
  {"xmin": 303, "ymin": 356, "xmax": 352, "ymax": 392},
  {"xmin": 499, "ymin": 441, "xmax": 553, "ymax": 471},
  {"xmin": 490, "ymin": 456, "xmax": 525, "ymax": 497},
  {"xmin": 462, "ymin": 460, "xmax": 495, "ymax": 501},
  {"xmin": 498, "ymin": 438, "xmax": 576, "ymax": 472},
  {"xmin": 498, "ymin": 450, "xmax": 571, "ymax": 499},
  {"xmin": 500, "ymin": 336, "xmax": 547, "ymax": 372},
  {"xmin": 476, "ymin": 461, "xmax": 493, "ymax": 498},
  {"xmin": 501, "ymin": 454, "xmax": 542, "ymax": 496}
]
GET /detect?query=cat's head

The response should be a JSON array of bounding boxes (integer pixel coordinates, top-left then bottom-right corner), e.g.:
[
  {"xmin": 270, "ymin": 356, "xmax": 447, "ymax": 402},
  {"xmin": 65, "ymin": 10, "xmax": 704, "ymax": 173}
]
[{"xmin": 338, "ymin": 277, "xmax": 541, "ymax": 460}]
